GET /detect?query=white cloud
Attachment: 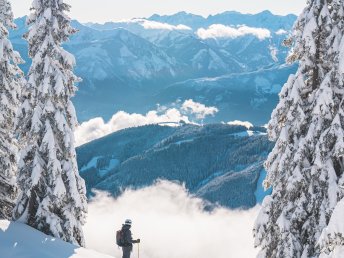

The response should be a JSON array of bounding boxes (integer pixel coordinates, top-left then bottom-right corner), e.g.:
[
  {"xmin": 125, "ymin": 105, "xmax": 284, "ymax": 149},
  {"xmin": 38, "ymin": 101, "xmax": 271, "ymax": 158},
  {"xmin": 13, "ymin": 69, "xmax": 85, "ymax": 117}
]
[
  {"xmin": 84, "ymin": 181, "xmax": 260, "ymax": 258},
  {"xmin": 181, "ymin": 99, "xmax": 219, "ymax": 119},
  {"xmin": 275, "ymin": 29, "xmax": 288, "ymax": 35},
  {"xmin": 127, "ymin": 18, "xmax": 192, "ymax": 31},
  {"xmin": 75, "ymin": 100, "xmax": 218, "ymax": 146},
  {"xmin": 227, "ymin": 120, "xmax": 253, "ymax": 129},
  {"xmin": 75, "ymin": 109, "xmax": 190, "ymax": 146},
  {"xmin": 197, "ymin": 24, "xmax": 271, "ymax": 40}
]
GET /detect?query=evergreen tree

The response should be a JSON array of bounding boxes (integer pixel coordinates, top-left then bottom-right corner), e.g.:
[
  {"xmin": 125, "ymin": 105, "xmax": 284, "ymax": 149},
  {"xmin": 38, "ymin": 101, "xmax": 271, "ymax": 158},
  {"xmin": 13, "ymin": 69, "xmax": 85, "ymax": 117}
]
[
  {"xmin": 319, "ymin": 198, "xmax": 344, "ymax": 257},
  {"xmin": 254, "ymin": 0, "xmax": 344, "ymax": 257},
  {"xmin": 0, "ymin": 0, "xmax": 24, "ymax": 220},
  {"xmin": 317, "ymin": 1, "xmax": 344, "ymax": 256},
  {"xmin": 14, "ymin": 0, "xmax": 87, "ymax": 246}
]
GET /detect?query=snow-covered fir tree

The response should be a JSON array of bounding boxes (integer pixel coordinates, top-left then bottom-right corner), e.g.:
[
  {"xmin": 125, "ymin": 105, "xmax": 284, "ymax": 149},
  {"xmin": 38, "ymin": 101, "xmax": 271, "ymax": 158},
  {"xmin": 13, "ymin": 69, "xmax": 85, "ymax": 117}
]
[
  {"xmin": 319, "ymin": 198, "xmax": 344, "ymax": 257},
  {"xmin": 0, "ymin": 0, "xmax": 24, "ymax": 220},
  {"xmin": 14, "ymin": 0, "xmax": 87, "ymax": 246},
  {"xmin": 317, "ymin": 1, "xmax": 344, "ymax": 257},
  {"xmin": 254, "ymin": 0, "xmax": 344, "ymax": 257}
]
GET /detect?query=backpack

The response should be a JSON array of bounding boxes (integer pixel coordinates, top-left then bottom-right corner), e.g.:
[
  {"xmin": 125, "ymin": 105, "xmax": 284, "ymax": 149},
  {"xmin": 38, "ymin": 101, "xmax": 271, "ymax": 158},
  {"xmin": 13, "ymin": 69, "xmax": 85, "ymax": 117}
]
[{"xmin": 116, "ymin": 229, "xmax": 125, "ymax": 247}]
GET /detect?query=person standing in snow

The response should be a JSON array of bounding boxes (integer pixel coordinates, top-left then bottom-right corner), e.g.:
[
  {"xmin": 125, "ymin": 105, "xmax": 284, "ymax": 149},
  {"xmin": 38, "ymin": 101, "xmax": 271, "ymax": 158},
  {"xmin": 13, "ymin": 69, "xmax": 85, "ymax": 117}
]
[{"xmin": 120, "ymin": 219, "xmax": 140, "ymax": 258}]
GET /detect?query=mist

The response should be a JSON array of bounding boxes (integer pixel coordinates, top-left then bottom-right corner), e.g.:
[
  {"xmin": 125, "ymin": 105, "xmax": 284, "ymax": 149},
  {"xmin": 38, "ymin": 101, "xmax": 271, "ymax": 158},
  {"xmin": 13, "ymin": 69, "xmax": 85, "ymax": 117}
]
[{"xmin": 84, "ymin": 181, "xmax": 259, "ymax": 258}]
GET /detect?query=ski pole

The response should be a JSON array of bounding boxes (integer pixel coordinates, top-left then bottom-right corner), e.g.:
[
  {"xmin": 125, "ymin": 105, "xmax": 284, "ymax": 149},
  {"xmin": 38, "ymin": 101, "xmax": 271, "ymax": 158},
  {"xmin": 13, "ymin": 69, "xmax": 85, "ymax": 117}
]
[{"xmin": 138, "ymin": 242, "xmax": 140, "ymax": 258}]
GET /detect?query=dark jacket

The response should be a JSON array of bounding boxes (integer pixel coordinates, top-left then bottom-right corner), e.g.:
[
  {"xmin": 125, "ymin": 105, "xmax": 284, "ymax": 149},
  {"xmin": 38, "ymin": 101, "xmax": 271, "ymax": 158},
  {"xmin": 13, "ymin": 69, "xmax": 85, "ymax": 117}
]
[{"xmin": 122, "ymin": 224, "xmax": 138, "ymax": 247}]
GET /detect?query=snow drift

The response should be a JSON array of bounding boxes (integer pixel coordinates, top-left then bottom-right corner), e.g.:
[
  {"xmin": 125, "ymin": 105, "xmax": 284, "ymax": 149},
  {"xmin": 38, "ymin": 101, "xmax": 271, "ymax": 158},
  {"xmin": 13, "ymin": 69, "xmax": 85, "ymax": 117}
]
[
  {"xmin": 0, "ymin": 220, "xmax": 113, "ymax": 258},
  {"xmin": 0, "ymin": 181, "xmax": 260, "ymax": 258}
]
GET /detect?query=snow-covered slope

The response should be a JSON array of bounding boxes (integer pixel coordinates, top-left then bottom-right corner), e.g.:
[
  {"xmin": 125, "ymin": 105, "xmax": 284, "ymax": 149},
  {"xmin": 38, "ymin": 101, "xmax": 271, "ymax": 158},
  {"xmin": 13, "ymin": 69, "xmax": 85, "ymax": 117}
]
[
  {"xmin": 82, "ymin": 11, "xmax": 295, "ymax": 78},
  {"xmin": 196, "ymin": 162, "xmax": 271, "ymax": 209},
  {"xmin": 69, "ymin": 23, "xmax": 178, "ymax": 82},
  {"xmin": 156, "ymin": 64, "xmax": 297, "ymax": 124},
  {"xmin": 77, "ymin": 124, "xmax": 272, "ymax": 209},
  {"xmin": 0, "ymin": 220, "xmax": 113, "ymax": 258}
]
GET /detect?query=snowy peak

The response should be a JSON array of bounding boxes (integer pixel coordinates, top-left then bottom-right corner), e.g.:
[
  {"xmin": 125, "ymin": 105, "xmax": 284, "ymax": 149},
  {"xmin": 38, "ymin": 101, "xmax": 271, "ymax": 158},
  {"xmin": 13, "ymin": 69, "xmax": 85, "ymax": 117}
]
[
  {"xmin": 11, "ymin": 11, "xmax": 297, "ymax": 123},
  {"xmin": 146, "ymin": 10, "xmax": 297, "ymax": 31},
  {"xmin": 67, "ymin": 26, "xmax": 178, "ymax": 82},
  {"xmin": 148, "ymin": 11, "xmax": 206, "ymax": 29},
  {"xmin": 78, "ymin": 10, "xmax": 295, "ymax": 80}
]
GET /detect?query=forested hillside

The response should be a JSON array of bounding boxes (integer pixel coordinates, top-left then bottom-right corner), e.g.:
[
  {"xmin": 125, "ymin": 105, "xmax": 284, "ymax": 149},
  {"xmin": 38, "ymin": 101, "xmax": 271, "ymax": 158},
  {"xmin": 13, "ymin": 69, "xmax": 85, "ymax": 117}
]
[{"xmin": 77, "ymin": 124, "xmax": 273, "ymax": 209}]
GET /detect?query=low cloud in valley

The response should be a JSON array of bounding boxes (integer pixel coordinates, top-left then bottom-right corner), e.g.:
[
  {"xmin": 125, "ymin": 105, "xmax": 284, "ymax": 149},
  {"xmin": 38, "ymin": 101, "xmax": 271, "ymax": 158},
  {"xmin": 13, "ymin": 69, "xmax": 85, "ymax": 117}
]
[{"xmin": 84, "ymin": 181, "xmax": 260, "ymax": 258}]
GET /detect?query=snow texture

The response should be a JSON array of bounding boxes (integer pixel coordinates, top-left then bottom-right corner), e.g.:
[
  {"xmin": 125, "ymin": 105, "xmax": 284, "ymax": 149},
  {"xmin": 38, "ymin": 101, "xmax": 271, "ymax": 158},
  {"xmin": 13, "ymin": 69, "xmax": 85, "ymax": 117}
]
[{"xmin": 0, "ymin": 220, "xmax": 114, "ymax": 258}]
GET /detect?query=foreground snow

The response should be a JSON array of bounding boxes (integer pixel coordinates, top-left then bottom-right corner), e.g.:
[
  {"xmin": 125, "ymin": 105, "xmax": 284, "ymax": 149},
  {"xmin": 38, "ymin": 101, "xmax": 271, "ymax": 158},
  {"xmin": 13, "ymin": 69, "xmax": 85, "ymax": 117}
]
[
  {"xmin": 0, "ymin": 220, "xmax": 114, "ymax": 258},
  {"xmin": 320, "ymin": 247, "xmax": 344, "ymax": 258}
]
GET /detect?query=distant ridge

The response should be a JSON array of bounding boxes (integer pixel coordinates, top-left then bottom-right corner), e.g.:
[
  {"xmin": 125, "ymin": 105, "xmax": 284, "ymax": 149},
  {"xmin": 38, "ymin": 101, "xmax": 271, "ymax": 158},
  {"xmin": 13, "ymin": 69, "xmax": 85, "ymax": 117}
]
[{"xmin": 87, "ymin": 10, "xmax": 297, "ymax": 31}]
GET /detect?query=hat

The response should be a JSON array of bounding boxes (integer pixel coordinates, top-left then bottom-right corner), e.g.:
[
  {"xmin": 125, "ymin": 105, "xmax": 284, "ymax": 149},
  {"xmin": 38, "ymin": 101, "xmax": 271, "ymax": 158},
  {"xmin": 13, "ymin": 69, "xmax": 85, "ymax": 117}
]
[{"xmin": 125, "ymin": 219, "xmax": 132, "ymax": 226}]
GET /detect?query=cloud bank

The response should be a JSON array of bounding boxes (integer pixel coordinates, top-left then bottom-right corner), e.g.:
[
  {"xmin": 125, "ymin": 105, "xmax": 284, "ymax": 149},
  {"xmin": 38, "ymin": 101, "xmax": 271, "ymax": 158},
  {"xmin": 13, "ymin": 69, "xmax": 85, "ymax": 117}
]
[
  {"xmin": 182, "ymin": 99, "xmax": 219, "ymax": 119},
  {"xmin": 227, "ymin": 120, "xmax": 254, "ymax": 129},
  {"xmin": 84, "ymin": 181, "xmax": 259, "ymax": 258},
  {"xmin": 197, "ymin": 24, "xmax": 271, "ymax": 40},
  {"xmin": 275, "ymin": 29, "xmax": 288, "ymax": 35},
  {"xmin": 128, "ymin": 18, "xmax": 192, "ymax": 31},
  {"xmin": 75, "ymin": 109, "xmax": 189, "ymax": 146},
  {"xmin": 75, "ymin": 100, "xmax": 218, "ymax": 146}
]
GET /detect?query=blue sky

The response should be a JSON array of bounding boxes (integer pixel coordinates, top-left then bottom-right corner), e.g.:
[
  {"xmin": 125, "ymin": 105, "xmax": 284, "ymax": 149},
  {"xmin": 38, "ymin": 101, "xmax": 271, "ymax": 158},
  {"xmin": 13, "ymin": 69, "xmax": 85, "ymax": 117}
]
[{"xmin": 11, "ymin": 0, "xmax": 307, "ymax": 23}]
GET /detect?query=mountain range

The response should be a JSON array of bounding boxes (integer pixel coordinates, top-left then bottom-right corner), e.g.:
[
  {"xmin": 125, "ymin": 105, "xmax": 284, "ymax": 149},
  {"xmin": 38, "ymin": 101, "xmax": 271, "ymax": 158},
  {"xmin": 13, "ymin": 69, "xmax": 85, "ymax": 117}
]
[{"xmin": 10, "ymin": 11, "xmax": 297, "ymax": 124}]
